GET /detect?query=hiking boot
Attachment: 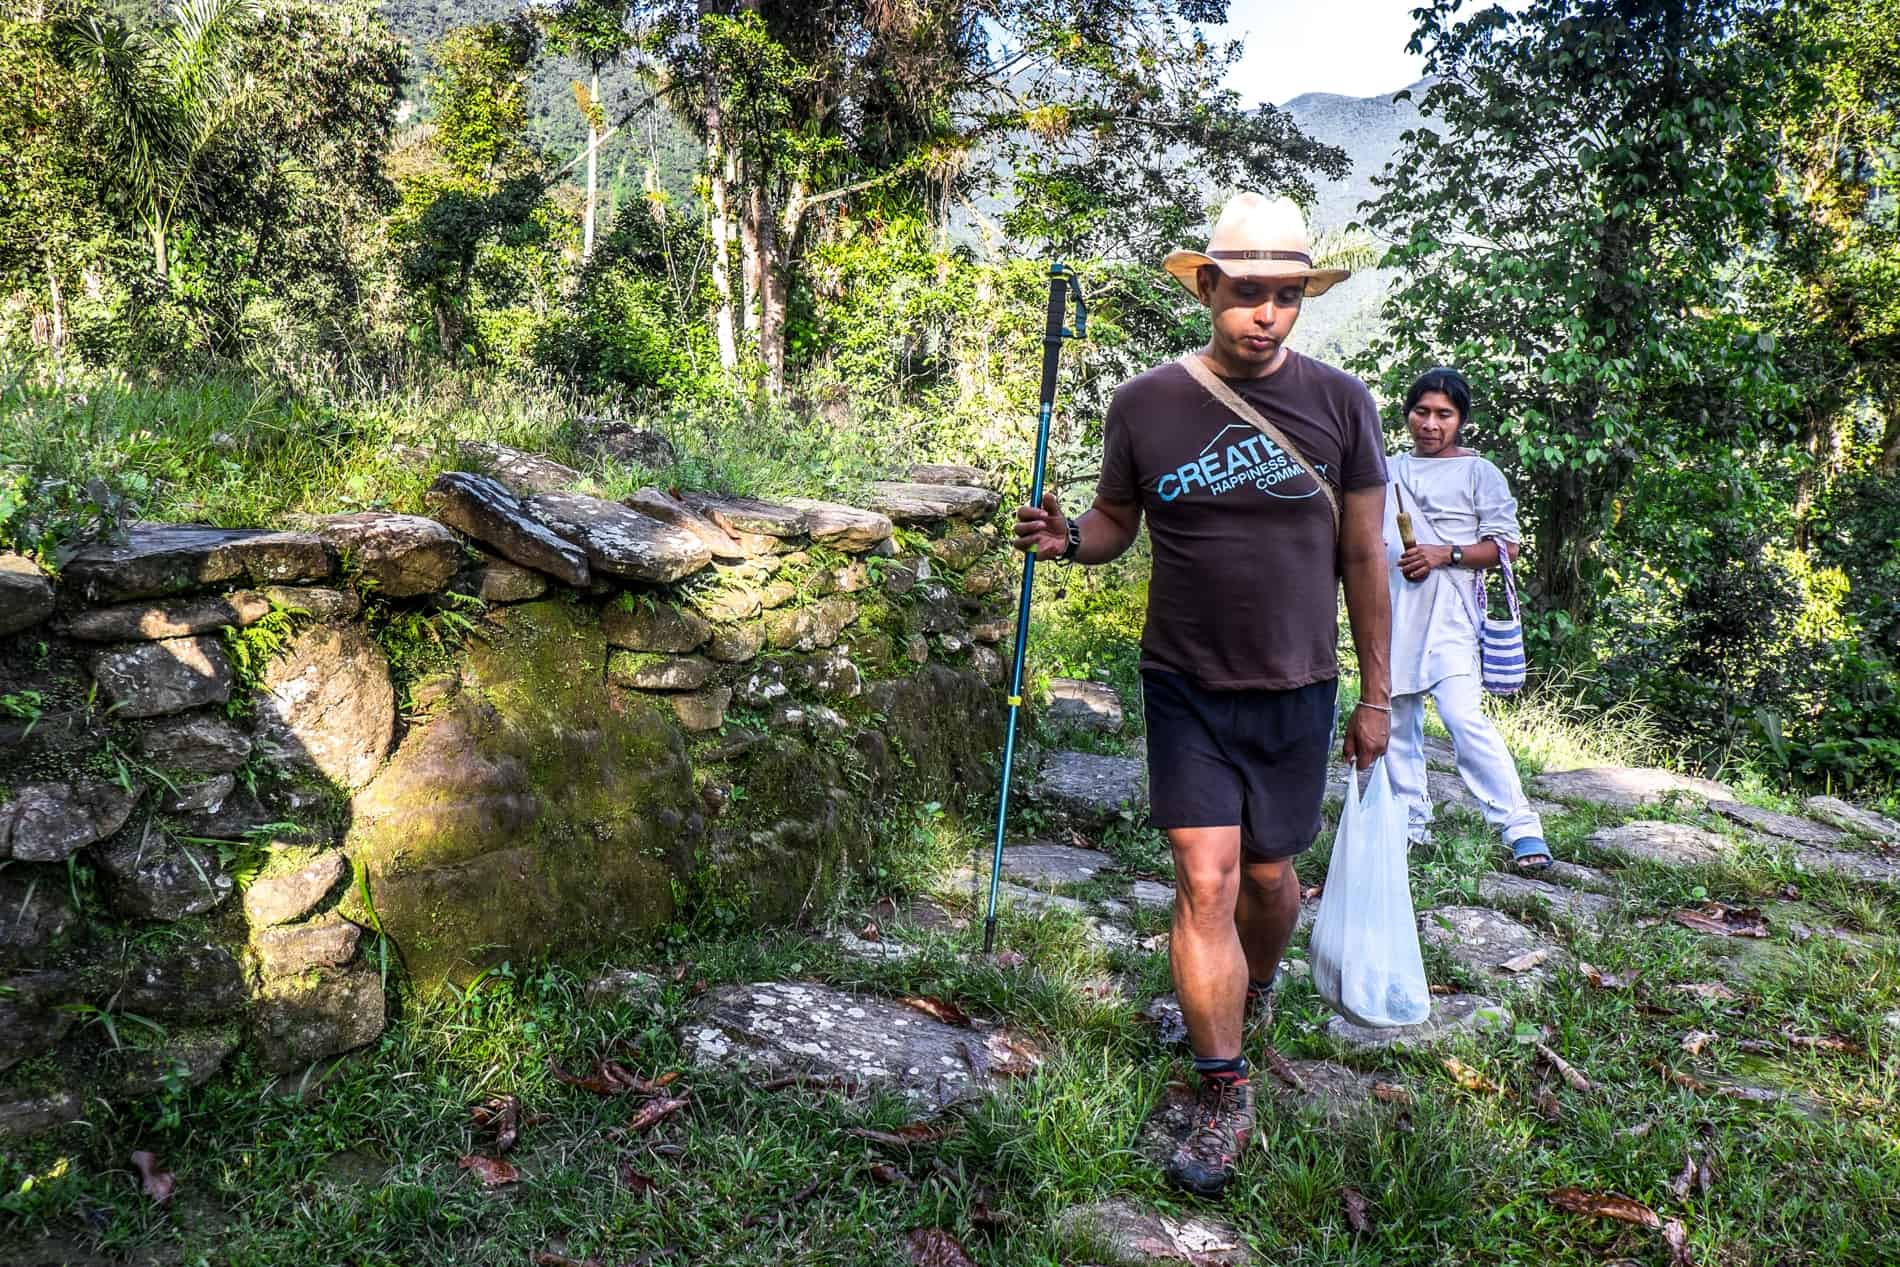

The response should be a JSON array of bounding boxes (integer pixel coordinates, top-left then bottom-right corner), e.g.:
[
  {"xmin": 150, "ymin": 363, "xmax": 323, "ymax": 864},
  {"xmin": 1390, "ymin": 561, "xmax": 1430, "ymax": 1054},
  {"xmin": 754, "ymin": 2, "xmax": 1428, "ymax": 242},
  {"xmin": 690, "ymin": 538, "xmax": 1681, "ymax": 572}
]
[{"xmin": 1164, "ymin": 1075, "xmax": 1256, "ymax": 1197}]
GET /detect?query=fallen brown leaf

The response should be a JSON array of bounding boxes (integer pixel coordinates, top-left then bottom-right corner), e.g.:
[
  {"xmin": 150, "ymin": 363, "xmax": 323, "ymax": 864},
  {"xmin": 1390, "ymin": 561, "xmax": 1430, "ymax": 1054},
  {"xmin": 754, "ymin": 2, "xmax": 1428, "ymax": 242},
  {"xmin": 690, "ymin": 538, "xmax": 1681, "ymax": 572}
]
[
  {"xmin": 901, "ymin": 996, "xmax": 973, "ymax": 1027},
  {"xmin": 1342, "ymin": 1186, "xmax": 1370, "ymax": 1234},
  {"xmin": 458, "ymin": 1154, "xmax": 520, "ymax": 1187},
  {"xmin": 990, "ymin": 949, "xmax": 1026, "ymax": 969},
  {"xmin": 626, "ymin": 1094, "xmax": 690, "ymax": 1134},
  {"xmin": 618, "ymin": 1158, "xmax": 657, "ymax": 1196},
  {"xmin": 670, "ymin": 961, "xmax": 693, "ymax": 983},
  {"xmin": 1675, "ymin": 982, "xmax": 1741, "ymax": 1002},
  {"xmin": 1302, "ymin": 884, "xmax": 1324, "ymax": 902},
  {"xmin": 550, "ymin": 1059, "xmax": 628, "ymax": 1096},
  {"xmin": 1671, "ymin": 1151, "xmax": 1697, "ymax": 1201},
  {"xmin": 904, "ymin": 1227, "xmax": 977, "ymax": 1267},
  {"xmin": 1500, "ymin": 948, "xmax": 1553, "ymax": 974},
  {"xmin": 471, "ymin": 1094, "xmax": 521, "ymax": 1153},
  {"xmin": 869, "ymin": 1162, "xmax": 910, "ymax": 1186},
  {"xmin": 859, "ymin": 920, "xmax": 883, "ymax": 942},
  {"xmin": 1783, "ymin": 1028, "xmax": 1863, "ymax": 1055},
  {"xmin": 1534, "ymin": 1089, "xmax": 1562, "ymax": 1121},
  {"xmin": 1664, "ymin": 1217, "xmax": 1693, "ymax": 1266},
  {"xmin": 848, "ymin": 1121, "xmax": 955, "ymax": 1148},
  {"xmin": 1658, "ymin": 1063, "xmax": 1709, "ymax": 1091},
  {"xmin": 983, "ymin": 1031, "xmax": 1042, "ymax": 1076},
  {"xmin": 1263, "ymin": 1046, "xmax": 1307, "ymax": 1093},
  {"xmin": 1370, "ymin": 1082, "xmax": 1413, "ymax": 1106},
  {"xmin": 1680, "ymin": 1031, "xmax": 1717, "ymax": 1056},
  {"xmin": 1548, "ymin": 1187, "xmax": 1662, "ymax": 1229},
  {"xmin": 1579, "ymin": 962, "xmax": 1639, "ymax": 990},
  {"xmin": 1441, "ymin": 1057, "xmax": 1510, "ymax": 1098},
  {"xmin": 970, "ymin": 1200, "xmax": 1012, "ymax": 1232},
  {"xmin": 1672, "ymin": 903, "xmax": 1769, "ymax": 939},
  {"xmin": 1714, "ymin": 1083, "xmax": 1783, "ymax": 1105},
  {"xmin": 1780, "ymin": 883, "xmax": 1802, "ymax": 900},
  {"xmin": 130, "ymin": 1151, "xmax": 174, "ymax": 1204},
  {"xmin": 1536, "ymin": 1043, "xmax": 1592, "ymax": 1092}
]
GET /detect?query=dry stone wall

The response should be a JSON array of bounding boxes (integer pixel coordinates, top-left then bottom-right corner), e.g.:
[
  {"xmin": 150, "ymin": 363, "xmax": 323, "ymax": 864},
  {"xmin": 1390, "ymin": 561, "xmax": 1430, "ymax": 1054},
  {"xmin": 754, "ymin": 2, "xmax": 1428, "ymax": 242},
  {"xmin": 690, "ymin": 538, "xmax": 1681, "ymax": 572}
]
[{"xmin": 0, "ymin": 455, "xmax": 1012, "ymax": 1135}]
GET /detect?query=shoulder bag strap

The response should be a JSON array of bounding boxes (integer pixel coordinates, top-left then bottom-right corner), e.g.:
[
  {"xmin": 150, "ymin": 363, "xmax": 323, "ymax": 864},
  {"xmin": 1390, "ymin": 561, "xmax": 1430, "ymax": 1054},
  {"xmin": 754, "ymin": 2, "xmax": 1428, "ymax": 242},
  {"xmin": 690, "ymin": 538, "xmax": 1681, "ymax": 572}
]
[{"xmin": 1177, "ymin": 353, "xmax": 1340, "ymax": 534}]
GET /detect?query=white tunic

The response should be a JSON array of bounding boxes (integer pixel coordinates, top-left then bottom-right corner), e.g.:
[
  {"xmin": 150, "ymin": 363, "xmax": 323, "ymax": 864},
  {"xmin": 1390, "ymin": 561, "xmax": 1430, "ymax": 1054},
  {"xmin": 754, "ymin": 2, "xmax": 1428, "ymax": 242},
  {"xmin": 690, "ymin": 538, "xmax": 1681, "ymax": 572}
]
[{"xmin": 1382, "ymin": 453, "xmax": 1523, "ymax": 697}]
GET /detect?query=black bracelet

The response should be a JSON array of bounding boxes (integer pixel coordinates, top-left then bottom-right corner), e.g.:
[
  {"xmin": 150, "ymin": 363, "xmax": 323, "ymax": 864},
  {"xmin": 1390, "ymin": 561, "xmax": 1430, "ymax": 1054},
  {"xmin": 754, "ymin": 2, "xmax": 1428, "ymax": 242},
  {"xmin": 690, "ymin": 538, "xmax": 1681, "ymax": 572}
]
[{"xmin": 1059, "ymin": 517, "xmax": 1082, "ymax": 563}]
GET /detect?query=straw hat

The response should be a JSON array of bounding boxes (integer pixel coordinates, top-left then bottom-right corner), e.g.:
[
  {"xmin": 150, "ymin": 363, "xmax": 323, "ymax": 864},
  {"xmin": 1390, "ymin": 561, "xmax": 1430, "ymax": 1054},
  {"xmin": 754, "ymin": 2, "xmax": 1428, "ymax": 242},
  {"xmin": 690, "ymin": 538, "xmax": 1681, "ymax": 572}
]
[{"xmin": 1162, "ymin": 193, "xmax": 1349, "ymax": 300}]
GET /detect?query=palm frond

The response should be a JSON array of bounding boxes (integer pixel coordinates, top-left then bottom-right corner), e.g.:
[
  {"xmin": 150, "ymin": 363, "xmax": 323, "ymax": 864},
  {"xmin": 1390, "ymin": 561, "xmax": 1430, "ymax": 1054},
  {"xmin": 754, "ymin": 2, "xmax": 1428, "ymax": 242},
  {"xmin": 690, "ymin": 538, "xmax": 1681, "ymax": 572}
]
[
  {"xmin": 1312, "ymin": 227, "xmax": 1384, "ymax": 274},
  {"xmin": 56, "ymin": 14, "xmax": 179, "ymax": 209}
]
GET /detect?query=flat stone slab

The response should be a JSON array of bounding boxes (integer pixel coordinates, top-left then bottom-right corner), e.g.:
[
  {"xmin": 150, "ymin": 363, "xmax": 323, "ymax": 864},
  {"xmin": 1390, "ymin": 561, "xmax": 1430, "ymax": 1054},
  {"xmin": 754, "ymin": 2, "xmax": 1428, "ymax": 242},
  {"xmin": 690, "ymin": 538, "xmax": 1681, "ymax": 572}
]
[
  {"xmin": 528, "ymin": 491, "xmax": 712, "ymax": 583},
  {"xmin": 244, "ymin": 853, "xmax": 349, "ymax": 927},
  {"xmin": 1423, "ymin": 734, "xmax": 1459, "ymax": 770},
  {"xmin": 783, "ymin": 499, "xmax": 893, "ymax": 552},
  {"xmin": 457, "ymin": 442, "xmax": 584, "ymax": 494},
  {"xmin": 1529, "ymin": 766, "xmax": 1732, "ymax": 811},
  {"xmin": 681, "ymin": 492, "xmax": 809, "ymax": 538},
  {"xmin": 864, "ymin": 481, "xmax": 1001, "ymax": 524},
  {"xmin": 1045, "ymin": 678, "xmax": 1124, "ymax": 733},
  {"xmin": 906, "ymin": 463, "xmax": 999, "ymax": 489},
  {"xmin": 947, "ymin": 872, "xmax": 1132, "ymax": 948},
  {"xmin": 1793, "ymin": 846, "xmax": 1900, "ymax": 887},
  {"xmin": 1803, "ymin": 796, "xmax": 1900, "ymax": 844},
  {"xmin": 1420, "ymin": 905, "xmax": 1568, "ymax": 987},
  {"xmin": 1057, "ymin": 1198, "xmax": 1249, "ymax": 1267},
  {"xmin": 829, "ymin": 928, "xmax": 919, "ymax": 962},
  {"xmin": 427, "ymin": 473, "xmax": 590, "ymax": 587},
  {"xmin": 61, "ymin": 590, "xmax": 270, "ymax": 641},
  {"xmin": 1544, "ymin": 859, "xmax": 1615, "ymax": 892},
  {"xmin": 315, "ymin": 513, "xmax": 461, "ymax": 598},
  {"xmin": 683, "ymin": 981, "xmax": 1027, "ymax": 1105},
  {"xmin": 0, "ymin": 553, "xmax": 54, "ymax": 636},
  {"xmin": 622, "ymin": 489, "xmax": 745, "ymax": 562},
  {"xmin": 92, "ymin": 635, "xmax": 234, "ymax": 718},
  {"xmin": 1591, "ymin": 821, "xmax": 1737, "ymax": 868},
  {"xmin": 1326, "ymin": 993, "xmax": 1512, "ymax": 1052},
  {"xmin": 1033, "ymin": 750, "xmax": 1146, "ymax": 830},
  {"xmin": 1477, "ymin": 871, "xmax": 1616, "ymax": 931},
  {"xmin": 251, "ymin": 624, "xmax": 394, "ymax": 791},
  {"xmin": 1, "ymin": 778, "xmax": 143, "ymax": 862},
  {"xmin": 61, "ymin": 524, "xmax": 333, "ymax": 604},
  {"xmin": 1130, "ymin": 879, "xmax": 1175, "ymax": 912},
  {"xmin": 1000, "ymin": 842, "xmax": 1113, "ymax": 888},
  {"xmin": 1707, "ymin": 800, "xmax": 1849, "ymax": 848}
]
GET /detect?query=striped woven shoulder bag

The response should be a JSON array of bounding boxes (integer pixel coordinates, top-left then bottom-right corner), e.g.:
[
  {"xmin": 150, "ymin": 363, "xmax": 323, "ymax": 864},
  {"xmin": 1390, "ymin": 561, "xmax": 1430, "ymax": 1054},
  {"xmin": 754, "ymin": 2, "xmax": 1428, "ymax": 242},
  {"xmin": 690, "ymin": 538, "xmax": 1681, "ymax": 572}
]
[{"xmin": 1473, "ymin": 547, "xmax": 1526, "ymax": 695}]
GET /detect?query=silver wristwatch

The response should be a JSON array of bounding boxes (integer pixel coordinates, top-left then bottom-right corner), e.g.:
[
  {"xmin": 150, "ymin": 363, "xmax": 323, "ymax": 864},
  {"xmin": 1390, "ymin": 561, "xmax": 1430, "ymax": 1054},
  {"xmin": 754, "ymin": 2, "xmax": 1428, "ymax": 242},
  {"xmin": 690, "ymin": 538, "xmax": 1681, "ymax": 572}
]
[{"xmin": 1450, "ymin": 544, "xmax": 1464, "ymax": 567}]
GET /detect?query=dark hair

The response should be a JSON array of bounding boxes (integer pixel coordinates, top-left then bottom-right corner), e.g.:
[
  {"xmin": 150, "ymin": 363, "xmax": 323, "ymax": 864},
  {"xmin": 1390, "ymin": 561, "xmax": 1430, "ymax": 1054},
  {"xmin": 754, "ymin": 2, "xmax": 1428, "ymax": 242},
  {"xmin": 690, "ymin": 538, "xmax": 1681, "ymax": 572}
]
[{"xmin": 1403, "ymin": 366, "xmax": 1472, "ymax": 426}]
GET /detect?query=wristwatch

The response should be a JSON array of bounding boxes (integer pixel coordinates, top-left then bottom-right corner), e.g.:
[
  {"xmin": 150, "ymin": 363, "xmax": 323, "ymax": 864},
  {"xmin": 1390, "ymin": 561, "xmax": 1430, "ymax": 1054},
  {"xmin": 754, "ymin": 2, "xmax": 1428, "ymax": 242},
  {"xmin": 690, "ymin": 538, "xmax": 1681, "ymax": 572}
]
[
  {"xmin": 1059, "ymin": 517, "xmax": 1082, "ymax": 563},
  {"xmin": 1450, "ymin": 545, "xmax": 1464, "ymax": 567}
]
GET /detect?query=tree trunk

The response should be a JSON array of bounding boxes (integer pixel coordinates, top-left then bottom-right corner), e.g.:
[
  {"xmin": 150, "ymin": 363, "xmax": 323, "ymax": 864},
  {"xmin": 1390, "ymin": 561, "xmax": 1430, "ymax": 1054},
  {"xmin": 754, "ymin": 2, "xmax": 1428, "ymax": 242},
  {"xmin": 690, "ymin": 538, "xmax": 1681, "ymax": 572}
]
[
  {"xmin": 583, "ymin": 70, "xmax": 599, "ymax": 261},
  {"xmin": 44, "ymin": 251, "xmax": 65, "ymax": 354},
  {"xmin": 150, "ymin": 219, "xmax": 168, "ymax": 282},
  {"xmin": 755, "ymin": 189, "xmax": 787, "ymax": 396},
  {"xmin": 704, "ymin": 100, "xmax": 739, "ymax": 373},
  {"xmin": 740, "ymin": 174, "xmax": 763, "ymax": 336}
]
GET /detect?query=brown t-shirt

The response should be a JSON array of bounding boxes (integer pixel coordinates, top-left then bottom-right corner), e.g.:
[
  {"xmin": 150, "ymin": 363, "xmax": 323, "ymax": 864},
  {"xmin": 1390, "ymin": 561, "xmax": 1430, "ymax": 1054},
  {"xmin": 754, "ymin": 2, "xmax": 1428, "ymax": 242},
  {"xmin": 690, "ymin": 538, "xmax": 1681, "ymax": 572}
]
[{"xmin": 1096, "ymin": 351, "xmax": 1388, "ymax": 691}]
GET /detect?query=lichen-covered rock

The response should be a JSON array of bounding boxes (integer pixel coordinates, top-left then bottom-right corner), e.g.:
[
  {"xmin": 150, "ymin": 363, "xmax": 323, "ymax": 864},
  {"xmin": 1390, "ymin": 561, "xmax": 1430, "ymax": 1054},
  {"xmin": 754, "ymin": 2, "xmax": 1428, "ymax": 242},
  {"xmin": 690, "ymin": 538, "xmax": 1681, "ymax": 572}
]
[
  {"xmin": 621, "ymin": 488, "xmax": 746, "ymax": 561},
  {"xmin": 0, "ymin": 1089, "xmax": 81, "ymax": 1138},
  {"xmin": 764, "ymin": 598, "xmax": 858, "ymax": 651},
  {"xmin": 907, "ymin": 463, "xmax": 998, "ymax": 489},
  {"xmin": 244, "ymin": 852, "xmax": 349, "ymax": 927},
  {"xmin": 252, "ymin": 623, "xmax": 394, "ymax": 790},
  {"xmin": 254, "ymin": 919, "xmax": 362, "ymax": 976},
  {"xmin": 999, "ymin": 842, "xmax": 1112, "ymax": 888},
  {"xmin": 783, "ymin": 499, "xmax": 894, "ymax": 552},
  {"xmin": 61, "ymin": 590, "xmax": 271, "ymax": 642},
  {"xmin": 707, "ymin": 622, "xmax": 766, "ymax": 663},
  {"xmin": 0, "ymin": 988, "xmax": 73, "ymax": 1074},
  {"xmin": 786, "ymin": 646, "xmax": 862, "ymax": 698},
  {"xmin": 0, "ymin": 871, "xmax": 74, "ymax": 966},
  {"xmin": 1802, "ymin": 796, "xmax": 1900, "ymax": 844},
  {"xmin": 251, "ymin": 963, "xmax": 386, "ymax": 1073},
  {"xmin": 603, "ymin": 600, "xmax": 712, "ymax": 653},
  {"xmin": 1056, "ymin": 1199, "xmax": 1250, "ymax": 1267},
  {"xmin": 681, "ymin": 492, "xmax": 809, "ymax": 539},
  {"xmin": 735, "ymin": 661, "xmax": 791, "ymax": 708},
  {"xmin": 457, "ymin": 442, "xmax": 584, "ymax": 495},
  {"xmin": 1045, "ymin": 678, "xmax": 1124, "ymax": 733},
  {"xmin": 864, "ymin": 481, "xmax": 1002, "ymax": 523},
  {"xmin": 0, "ymin": 553, "xmax": 55, "ymax": 635},
  {"xmin": 905, "ymin": 584, "xmax": 962, "ymax": 635},
  {"xmin": 683, "ymin": 981, "xmax": 1033, "ymax": 1105},
  {"xmin": 475, "ymin": 558, "xmax": 548, "ymax": 603},
  {"xmin": 95, "ymin": 825, "xmax": 233, "ymax": 920},
  {"xmin": 922, "ymin": 531, "xmax": 987, "ymax": 571},
  {"xmin": 341, "ymin": 600, "xmax": 688, "ymax": 984},
  {"xmin": 162, "ymin": 772, "xmax": 236, "ymax": 815},
  {"xmin": 61, "ymin": 524, "xmax": 333, "ymax": 604},
  {"xmin": 115, "ymin": 1028, "xmax": 240, "ymax": 1096},
  {"xmin": 1530, "ymin": 766, "xmax": 1732, "ymax": 810},
  {"xmin": 527, "ymin": 490, "xmax": 712, "ymax": 582},
  {"xmin": 670, "ymin": 686, "xmax": 732, "ymax": 733},
  {"xmin": 1419, "ymin": 905, "xmax": 1568, "ymax": 988},
  {"xmin": 1707, "ymin": 800, "xmax": 1849, "ymax": 848},
  {"xmin": 828, "ymin": 560, "xmax": 871, "ymax": 593},
  {"xmin": 1, "ymin": 778, "xmax": 142, "ymax": 862},
  {"xmin": 1033, "ymin": 751, "xmax": 1146, "ymax": 830},
  {"xmin": 136, "ymin": 714, "xmax": 254, "ymax": 775},
  {"xmin": 1476, "ymin": 871, "xmax": 1616, "ymax": 931},
  {"xmin": 959, "ymin": 558, "xmax": 1013, "ymax": 598},
  {"xmin": 260, "ymin": 585, "xmax": 360, "ymax": 621},
  {"xmin": 576, "ymin": 420, "xmax": 677, "ymax": 469},
  {"xmin": 1590, "ymin": 821, "xmax": 1737, "ymax": 868},
  {"xmin": 691, "ymin": 581, "xmax": 765, "ymax": 624},
  {"xmin": 609, "ymin": 652, "xmax": 716, "ymax": 691},
  {"xmin": 880, "ymin": 557, "xmax": 926, "ymax": 596},
  {"xmin": 1326, "ymin": 993, "xmax": 1513, "ymax": 1052},
  {"xmin": 316, "ymin": 512, "xmax": 462, "ymax": 598},
  {"xmin": 115, "ymin": 942, "xmax": 248, "ymax": 1021},
  {"xmin": 91, "ymin": 635, "xmax": 234, "ymax": 718},
  {"xmin": 426, "ymin": 472, "xmax": 591, "ymax": 587},
  {"xmin": 758, "ymin": 580, "xmax": 797, "ymax": 610}
]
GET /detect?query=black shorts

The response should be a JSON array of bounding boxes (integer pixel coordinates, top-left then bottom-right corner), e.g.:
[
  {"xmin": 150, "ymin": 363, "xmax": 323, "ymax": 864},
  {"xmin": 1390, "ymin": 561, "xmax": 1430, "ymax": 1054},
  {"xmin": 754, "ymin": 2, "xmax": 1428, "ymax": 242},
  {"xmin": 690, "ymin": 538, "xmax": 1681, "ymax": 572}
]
[{"xmin": 1141, "ymin": 668, "xmax": 1338, "ymax": 861}]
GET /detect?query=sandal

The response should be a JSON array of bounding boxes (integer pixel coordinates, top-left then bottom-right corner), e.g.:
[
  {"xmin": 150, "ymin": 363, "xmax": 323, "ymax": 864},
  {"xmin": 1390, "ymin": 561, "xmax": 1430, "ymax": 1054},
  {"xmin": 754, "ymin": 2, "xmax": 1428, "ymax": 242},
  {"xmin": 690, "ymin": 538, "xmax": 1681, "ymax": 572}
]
[{"xmin": 1512, "ymin": 836, "xmax": 1553, "ymax": 872}]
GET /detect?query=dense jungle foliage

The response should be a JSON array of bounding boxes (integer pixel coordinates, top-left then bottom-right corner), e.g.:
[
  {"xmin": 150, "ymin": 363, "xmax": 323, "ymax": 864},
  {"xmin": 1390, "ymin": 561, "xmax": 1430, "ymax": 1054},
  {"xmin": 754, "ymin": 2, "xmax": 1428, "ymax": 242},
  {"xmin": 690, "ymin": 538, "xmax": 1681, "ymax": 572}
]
[{"xmin": 2, "ymin": 0, "xmax": 1898, "ymax": 794}]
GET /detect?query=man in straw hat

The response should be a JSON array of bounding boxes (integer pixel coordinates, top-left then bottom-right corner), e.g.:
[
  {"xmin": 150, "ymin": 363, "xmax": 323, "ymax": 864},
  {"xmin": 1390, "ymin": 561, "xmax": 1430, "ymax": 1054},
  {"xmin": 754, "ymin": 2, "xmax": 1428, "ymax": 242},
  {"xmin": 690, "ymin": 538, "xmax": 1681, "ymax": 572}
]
[{"xmin": 1015, "ymin": 192, "xmax": 1392, "ymax": 1197}]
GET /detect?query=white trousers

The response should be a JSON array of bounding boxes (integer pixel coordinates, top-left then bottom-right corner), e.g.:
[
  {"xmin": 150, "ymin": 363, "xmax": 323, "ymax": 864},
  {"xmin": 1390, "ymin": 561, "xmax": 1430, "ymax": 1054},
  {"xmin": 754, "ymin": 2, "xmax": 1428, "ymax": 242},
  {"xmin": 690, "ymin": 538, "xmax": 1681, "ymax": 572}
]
[{"xmin": 1389, "ymin": 673, "xmax": 1543, "ymax": 846}]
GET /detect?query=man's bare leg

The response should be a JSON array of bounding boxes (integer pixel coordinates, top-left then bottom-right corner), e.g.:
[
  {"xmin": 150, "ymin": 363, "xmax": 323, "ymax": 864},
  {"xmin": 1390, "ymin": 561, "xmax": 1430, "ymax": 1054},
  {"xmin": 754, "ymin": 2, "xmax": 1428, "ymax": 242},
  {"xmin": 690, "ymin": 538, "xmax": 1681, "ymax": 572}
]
[
  {"xmin": 1235, "ymin": 856, "xmax": 1301, "ymax": 992},
  {"xmin": 1169, "ymin": 825, "xmax": 1246, "ymax": 1060}
]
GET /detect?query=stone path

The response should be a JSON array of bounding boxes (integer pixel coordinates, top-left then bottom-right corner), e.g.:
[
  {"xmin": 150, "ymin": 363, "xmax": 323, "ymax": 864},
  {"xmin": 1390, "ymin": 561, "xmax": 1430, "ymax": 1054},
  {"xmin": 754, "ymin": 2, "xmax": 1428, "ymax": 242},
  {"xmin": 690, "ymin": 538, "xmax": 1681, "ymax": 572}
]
[{"xmin": 658, "ymin": 678, "xmax": 1899, "ymax": 1255}]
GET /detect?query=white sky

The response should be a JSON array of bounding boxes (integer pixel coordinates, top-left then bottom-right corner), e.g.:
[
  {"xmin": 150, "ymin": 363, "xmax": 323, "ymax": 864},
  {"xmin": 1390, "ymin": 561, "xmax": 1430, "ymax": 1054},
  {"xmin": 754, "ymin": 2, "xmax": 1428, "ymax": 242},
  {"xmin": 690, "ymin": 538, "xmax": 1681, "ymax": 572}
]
[{"xmin": 1204, "ymin": 0, "xmax": 1433, "ymax": 105}]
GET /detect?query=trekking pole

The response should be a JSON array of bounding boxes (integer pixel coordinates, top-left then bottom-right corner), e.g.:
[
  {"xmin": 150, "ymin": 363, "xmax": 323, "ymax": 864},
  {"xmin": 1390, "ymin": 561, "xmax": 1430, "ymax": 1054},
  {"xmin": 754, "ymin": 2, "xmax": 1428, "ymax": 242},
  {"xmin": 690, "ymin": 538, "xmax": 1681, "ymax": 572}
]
[{"xmin": 984, "ymin": 262, "xmax": 1087, "ymax": 956}]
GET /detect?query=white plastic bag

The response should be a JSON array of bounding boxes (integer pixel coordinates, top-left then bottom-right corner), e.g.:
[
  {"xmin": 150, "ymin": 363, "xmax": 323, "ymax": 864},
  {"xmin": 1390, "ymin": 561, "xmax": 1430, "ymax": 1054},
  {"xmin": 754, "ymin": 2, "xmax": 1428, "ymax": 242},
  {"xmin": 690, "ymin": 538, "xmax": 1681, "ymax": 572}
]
[{"xmin": 1309, "ymin": 759, "xmax": 1432, "ymax": 1028}]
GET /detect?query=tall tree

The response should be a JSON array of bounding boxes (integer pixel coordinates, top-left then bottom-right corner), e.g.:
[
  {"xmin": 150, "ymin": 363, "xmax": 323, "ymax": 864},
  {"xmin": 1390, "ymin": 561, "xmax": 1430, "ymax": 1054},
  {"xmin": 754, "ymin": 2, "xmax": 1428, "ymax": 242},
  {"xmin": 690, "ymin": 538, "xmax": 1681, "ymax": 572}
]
[
  {"xmin": 627, "ymin": 1, "xmax": 1344, "ymax": 395},
  {"xmin": 1357, "ymin": 0, "xmax": 1804, "ymax": 628},
  {"xmin": 537, "ymin": 0, "xmax": 636, "ymax": 261},
  {"xmin": 58, "ymin": 0, "xmax": 255, "ymax": 282}
]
